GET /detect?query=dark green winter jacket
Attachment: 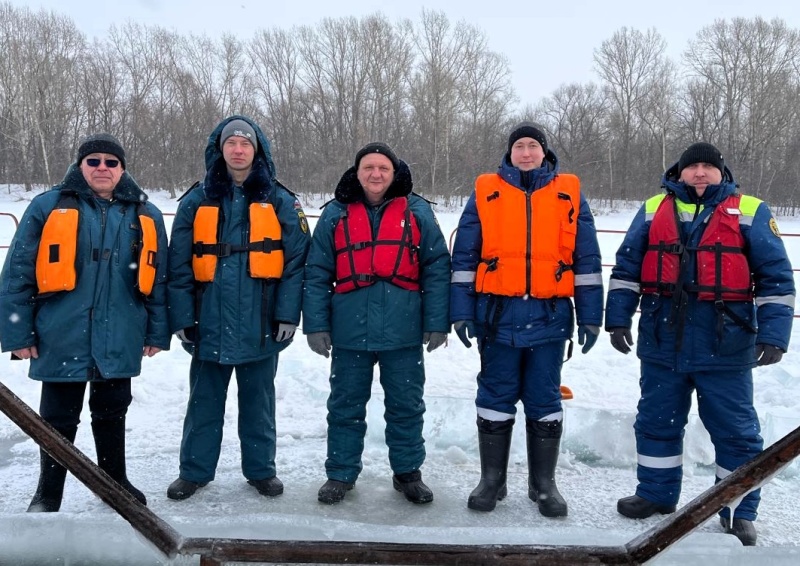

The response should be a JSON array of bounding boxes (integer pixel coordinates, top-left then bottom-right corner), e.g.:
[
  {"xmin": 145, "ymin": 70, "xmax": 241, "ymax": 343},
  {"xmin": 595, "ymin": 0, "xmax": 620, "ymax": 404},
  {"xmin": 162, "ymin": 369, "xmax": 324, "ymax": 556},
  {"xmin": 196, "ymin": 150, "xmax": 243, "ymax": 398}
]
[
  {"xmin": 0, "ymin": 167, "xmax": 170, "ymax": 381},
  {"xmin": 303, "ymin": 160, "xmax": 450, "ymax": 350},
  {"xmin": 168, "ymin": 116, "xmax": 310, "ymax": 364}
]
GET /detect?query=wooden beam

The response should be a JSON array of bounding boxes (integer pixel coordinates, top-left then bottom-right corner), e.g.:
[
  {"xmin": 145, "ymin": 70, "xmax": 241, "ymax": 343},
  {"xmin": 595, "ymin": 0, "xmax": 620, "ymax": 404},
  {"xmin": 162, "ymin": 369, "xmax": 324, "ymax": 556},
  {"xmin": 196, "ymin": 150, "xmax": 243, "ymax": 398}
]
[
  {"xmin": 179, "ymin": 538, "xmax": 636, "ymax": 565},
  {"xmin": 626, "ymin": 424, "xmax": 800, "ymax": 563},
  {"xmin": 0, "ymin": 381, "xmax": 184, "ymax": 559}
]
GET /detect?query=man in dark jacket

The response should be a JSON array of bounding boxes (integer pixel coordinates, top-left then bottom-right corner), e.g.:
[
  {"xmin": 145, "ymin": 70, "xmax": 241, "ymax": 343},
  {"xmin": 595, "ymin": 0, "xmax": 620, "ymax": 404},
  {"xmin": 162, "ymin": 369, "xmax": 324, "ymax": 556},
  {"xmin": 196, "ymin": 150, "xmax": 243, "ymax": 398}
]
[
  {"xmin": 606, "ymin": 142, "xmax": 795, "ymax": 546},
  {"xmin": 0, "ymin": 133, "xmax": 170, "ymax": 511},
  {"xmin": 450, "ymin": 122, "xmax": 603, "ymax": 518},
  {"xmin": 303, "ymin": 143, "xmax": 451, "ymax": 505},
  {"xmin": 166, "ymin": 116, "xmax": 310, "ymax": 500}
]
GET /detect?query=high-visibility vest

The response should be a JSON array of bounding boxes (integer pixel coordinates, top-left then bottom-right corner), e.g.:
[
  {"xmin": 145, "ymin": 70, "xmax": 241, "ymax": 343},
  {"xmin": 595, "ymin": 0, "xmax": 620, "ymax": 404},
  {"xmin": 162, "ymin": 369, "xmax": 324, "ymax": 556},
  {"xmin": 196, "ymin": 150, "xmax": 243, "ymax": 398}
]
[
  {"xmin": 36, "ymin": 193, "xmax": 158, "ymax": 296},
  {"xmin": 333, "ymin": 198, "xmax": 421, "ymax": 293},
  {"xmin": 474, "ymin": 173, "xmax": 580, "ymax": 298},
  {"xmin": 192, "ymin": 200, "xmax": 284, "ymax": 282},
  {"xmin": 641, "ymin": 194, "xmax": 754, "ymax": 301}
]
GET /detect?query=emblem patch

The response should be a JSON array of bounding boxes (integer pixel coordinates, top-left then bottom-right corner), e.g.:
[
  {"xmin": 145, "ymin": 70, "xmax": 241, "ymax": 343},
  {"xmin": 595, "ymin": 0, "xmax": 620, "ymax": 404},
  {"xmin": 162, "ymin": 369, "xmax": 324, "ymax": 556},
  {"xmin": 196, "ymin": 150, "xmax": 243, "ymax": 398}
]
[
  {"xmin": 769, "ymin": 218, "xmax": 781, "ymax": 238},
  {"xmin": 298, "ymin": 210, "xmax": 309, "ymax": 233}
]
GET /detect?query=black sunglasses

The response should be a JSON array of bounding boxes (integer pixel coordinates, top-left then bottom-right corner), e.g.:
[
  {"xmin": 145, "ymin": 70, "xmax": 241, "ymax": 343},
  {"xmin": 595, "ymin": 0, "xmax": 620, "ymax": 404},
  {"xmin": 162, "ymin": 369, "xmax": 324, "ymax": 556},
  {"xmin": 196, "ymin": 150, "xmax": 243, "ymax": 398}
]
[{"xmin": 85, "ymin": 158, "xmax": 120, "ymax": 168}]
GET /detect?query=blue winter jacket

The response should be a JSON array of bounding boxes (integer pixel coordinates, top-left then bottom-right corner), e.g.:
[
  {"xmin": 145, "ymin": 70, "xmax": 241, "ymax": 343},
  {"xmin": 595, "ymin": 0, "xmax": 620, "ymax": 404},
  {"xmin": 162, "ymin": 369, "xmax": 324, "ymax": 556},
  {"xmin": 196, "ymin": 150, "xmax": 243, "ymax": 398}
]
[
  {"xmin": 450, "ymin": 151, "xmax": 604, "ymax": 346},
  {"xmin": 303, "ymin": 160, "xmax": 451, "ymax": 350},
  {"xmin": 0, "ymin": 167, "xmax": 170, "ymax": 380},
  {"xmin": 606, "ymin": 162, "xmax": 795, "ymax": 371},
  {"xmin": 168, "ymin": 116, "xmax": 310, "ymax": 364}
]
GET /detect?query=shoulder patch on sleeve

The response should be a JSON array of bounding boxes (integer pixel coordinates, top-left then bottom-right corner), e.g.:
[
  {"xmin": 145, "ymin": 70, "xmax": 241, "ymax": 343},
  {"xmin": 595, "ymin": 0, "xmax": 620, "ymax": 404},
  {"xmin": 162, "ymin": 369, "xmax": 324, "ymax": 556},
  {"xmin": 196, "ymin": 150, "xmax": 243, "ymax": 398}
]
[
  {"xmin": 294, "ymin": 200, "xmax": 309, "ymax": 233},
  {"xmin": 769, "ymin": 217, "xmax": 781, "ymax": 238}
]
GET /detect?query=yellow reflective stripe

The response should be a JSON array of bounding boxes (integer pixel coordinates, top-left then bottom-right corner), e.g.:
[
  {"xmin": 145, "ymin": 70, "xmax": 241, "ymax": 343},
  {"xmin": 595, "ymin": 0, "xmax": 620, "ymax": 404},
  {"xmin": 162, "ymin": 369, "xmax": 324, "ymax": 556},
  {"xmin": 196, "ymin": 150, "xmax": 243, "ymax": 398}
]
[{"xmin": 739, "ymin": 194, "xmax": 761, "ymax": 216}]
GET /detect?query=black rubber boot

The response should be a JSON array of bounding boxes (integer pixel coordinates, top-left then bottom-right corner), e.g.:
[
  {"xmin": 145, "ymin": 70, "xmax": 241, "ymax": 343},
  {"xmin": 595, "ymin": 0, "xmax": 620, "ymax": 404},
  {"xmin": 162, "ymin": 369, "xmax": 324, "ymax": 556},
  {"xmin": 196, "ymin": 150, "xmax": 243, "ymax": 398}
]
[
  {"xmin": 468, "ymin": 418, "xmax": 513, "ymax": 512},
  {"xmin": 526, "ymin": 419, "xmax": 567, "ymax": 518},
  {"xmin": 720, "ymin": 516, "xmax": 757, "ymax": 546},
  {"xmin": 92, "ymin": 418, "xmax": 147, "ymax": 506},
  {"xmin": 27, "ymin": 426, "xmax": 77, "ymax": 513}
]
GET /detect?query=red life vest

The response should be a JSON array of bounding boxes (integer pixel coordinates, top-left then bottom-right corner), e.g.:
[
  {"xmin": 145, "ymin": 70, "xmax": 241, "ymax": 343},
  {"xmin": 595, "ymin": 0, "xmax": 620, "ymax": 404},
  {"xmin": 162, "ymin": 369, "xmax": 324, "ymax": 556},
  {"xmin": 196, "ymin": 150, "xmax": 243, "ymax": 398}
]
[
  {"xmin": 333, "ymin": 198, "xmax": 421, "ymax": 293},
  {"xmin": 641, "ymin": 194, "xmax": 753, "ymax": 301}
]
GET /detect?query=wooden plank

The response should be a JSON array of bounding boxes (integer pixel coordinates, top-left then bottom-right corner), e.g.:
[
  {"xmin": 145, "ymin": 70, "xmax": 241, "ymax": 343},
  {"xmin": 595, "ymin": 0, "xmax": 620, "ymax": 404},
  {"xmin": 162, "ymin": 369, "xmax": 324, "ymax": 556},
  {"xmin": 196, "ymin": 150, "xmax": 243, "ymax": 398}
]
[
  {"xmin": 180, "ymin": 538, "xmax": 636, "ymax": 565},
  {"xmin": 626, "ymin": 424, "xmax": 800, "ymax": 563},
  {"xmin": 0, "ymin": 381, "xmax": 184, "ymax": 559}
]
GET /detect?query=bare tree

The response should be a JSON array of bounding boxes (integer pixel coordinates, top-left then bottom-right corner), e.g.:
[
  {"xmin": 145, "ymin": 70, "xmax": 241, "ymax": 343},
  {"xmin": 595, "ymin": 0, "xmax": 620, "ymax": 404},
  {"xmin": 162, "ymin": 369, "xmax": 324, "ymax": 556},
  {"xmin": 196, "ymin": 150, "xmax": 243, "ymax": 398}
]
[{"xmin": 594, "ymin": 27, "xmax": 667, "ymax": 200}]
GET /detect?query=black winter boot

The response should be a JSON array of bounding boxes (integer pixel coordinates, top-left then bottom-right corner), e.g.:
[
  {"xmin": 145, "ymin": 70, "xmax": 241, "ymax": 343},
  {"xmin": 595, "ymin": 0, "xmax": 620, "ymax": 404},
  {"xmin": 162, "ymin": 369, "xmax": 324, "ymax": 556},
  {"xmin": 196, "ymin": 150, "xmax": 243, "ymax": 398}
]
[
  {"xmin": 393, "ymin": 470, "xmax": 433, "ymax": 504},
  {"xmin": 468, "ymin": 418, "xmax": 513, "ymax": 512},
  {"xmin": 27, "ymin": 426, "xmax": 78, "ymax": 513},
  {"xmin": 526, "ymin": 419, "xmax": 567, "ymax": 518},
  {"xmin": 92, "ymin": 418, "xmax": 147, "ymax": 506},
  {"xmin": 720, "ymin": 516, "xmax": 757, "ymax": 546}
]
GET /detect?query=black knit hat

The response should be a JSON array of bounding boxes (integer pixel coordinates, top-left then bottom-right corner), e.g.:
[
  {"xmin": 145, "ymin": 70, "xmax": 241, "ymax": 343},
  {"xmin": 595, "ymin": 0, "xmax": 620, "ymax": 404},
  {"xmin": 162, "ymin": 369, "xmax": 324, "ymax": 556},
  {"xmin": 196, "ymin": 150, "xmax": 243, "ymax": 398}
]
[
  {"xmin": 507, "ymin": 121, "xmax": 547, "ymax": 154},
  {"xmin": 678, "ymin": 142, "xmax": 724, "ymax": 174},
  {"xmin": 77, "ymin": 133, "xmax": 126, "ymax": 169},
  {"xmin": 354, "ymin": 142, "xmax": 399, "ymax": 170}
]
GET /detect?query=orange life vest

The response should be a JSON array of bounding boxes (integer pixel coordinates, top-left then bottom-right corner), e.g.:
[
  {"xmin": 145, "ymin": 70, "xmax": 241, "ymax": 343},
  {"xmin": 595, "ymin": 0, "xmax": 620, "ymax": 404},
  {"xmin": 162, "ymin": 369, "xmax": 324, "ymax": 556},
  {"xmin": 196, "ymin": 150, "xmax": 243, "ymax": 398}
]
[
  {"xmin": 35, "ymin": 193, "xmax": 158, "ymax": 296},
  {"xmin": 641, "ymin": 194, "xmax": 753, "ymax": 301},
  {"xmin": 333, "ymin": 198, "xmax": 421, "ymax": 293},
  {"xmin": 474, "ymin": 173, "xmax": 580, "ymax": 298},
  {"xmin": 192, "ymin": 200, "xmax": 284, "ymax": 282}
]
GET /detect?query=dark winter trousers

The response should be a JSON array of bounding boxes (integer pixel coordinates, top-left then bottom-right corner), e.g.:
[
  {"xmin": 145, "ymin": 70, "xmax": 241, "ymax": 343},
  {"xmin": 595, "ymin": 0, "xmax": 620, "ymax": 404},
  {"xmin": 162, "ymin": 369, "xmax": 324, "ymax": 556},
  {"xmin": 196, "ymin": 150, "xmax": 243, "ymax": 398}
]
[
  {"xmin": 325, "ymin": 346, "xmax": 426, "ymax": 483},
  {"xmin": 477, "ymin": 340, "xmax": 565, "ymax": 421},
  {"xmin": 634, "ymin": 361, "xmax": 763, "ymax": 520},
  {"xmin": 33, "ymin": 379, "xmax": 133, "ymax": 507},
  {"xmin": 178, "ymin": 356, "xmax": 279, "ymax": 484},
  {"xmin": 39, "ymin": 378, "xmax": 132, "ymax": 434}
]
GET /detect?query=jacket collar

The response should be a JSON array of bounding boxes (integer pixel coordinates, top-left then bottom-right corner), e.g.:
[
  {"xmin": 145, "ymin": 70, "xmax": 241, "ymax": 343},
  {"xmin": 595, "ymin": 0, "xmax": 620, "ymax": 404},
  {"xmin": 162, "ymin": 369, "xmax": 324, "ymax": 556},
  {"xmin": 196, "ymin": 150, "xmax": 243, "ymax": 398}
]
[
  {"xmin": 59, "ymin": 164, "xmax": 147, "ymax": 204},
  {"xmin": 334, "ymin": 159, "xmax": 413, "ymax": 204}
]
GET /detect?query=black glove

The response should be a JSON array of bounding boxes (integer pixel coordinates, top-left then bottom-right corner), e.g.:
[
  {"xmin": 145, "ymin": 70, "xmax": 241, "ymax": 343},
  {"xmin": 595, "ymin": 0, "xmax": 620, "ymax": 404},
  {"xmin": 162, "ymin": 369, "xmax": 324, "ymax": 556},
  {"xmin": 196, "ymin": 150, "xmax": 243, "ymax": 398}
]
[
  {"xmin": 307, "ymin": 332, "xmax": 332, "ymax": 358},
  {"xmin": 609, "ymin": 327, "xmax": 633, "ymax": 354},
  {"xmin": 577, "ymin": 325, "xmax": 600, "ymax": 354},
  {"xmin": 453, "ymin": 321, "xmax": 476, "ymax": 348},
  {"xmin": 423, "ymin": 331, "xmax": 448, "ymax": 352},
  {"xmin": 756, "ymin": 343, "xmax": 784, "ymax": 366}
]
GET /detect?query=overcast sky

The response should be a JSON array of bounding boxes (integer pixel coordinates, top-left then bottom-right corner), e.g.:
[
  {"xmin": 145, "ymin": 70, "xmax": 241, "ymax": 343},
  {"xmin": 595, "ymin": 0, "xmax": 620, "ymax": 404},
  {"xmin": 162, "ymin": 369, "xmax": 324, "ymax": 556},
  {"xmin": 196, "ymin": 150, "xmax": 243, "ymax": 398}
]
[{"xmin": 11, "ymin": 0, "xmax": 800, "ymax": 107}]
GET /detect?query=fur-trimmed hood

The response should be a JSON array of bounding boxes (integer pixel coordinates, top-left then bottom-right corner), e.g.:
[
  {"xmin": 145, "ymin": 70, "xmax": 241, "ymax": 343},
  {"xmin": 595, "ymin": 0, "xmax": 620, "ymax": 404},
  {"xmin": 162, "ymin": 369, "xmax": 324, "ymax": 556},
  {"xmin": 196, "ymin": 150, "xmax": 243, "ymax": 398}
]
[
  {"xmin": 58, "ymin": 164, "xmax": 147, "ymax": 203},
  {"xmin": 333, "ymin": 159, "xmax": 414, "ymax": 204},
  {"xmin": 202, "ymin": 115, "xmax": 277, "ymax": 201}
]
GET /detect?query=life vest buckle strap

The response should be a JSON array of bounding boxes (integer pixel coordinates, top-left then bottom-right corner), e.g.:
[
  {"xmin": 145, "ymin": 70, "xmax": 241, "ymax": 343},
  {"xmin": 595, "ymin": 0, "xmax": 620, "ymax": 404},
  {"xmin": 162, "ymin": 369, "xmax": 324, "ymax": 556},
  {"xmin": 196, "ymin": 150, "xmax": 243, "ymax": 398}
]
[
  {"xmin": 249, "ymin": 239, "xmax": 283, "ymax": 253},
  {"xmin": 554, "ymin": 260, "xmax": 573, "ymax": 282},
  {"xmin": 193, "ymin": 242, "xmax": 232, "ymax": 258},
  {"xmin": 480, "ymin": 257, "xmax": 499, "ymax": 272}
]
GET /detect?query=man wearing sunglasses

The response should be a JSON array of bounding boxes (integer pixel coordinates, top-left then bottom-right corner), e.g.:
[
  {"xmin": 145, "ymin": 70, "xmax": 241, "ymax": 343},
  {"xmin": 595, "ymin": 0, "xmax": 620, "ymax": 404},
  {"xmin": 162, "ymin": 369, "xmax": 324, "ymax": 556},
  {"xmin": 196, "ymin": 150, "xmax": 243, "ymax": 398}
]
[{"xmin": 0, "ymin": 133, "xmax": 171, "ymax": 512}]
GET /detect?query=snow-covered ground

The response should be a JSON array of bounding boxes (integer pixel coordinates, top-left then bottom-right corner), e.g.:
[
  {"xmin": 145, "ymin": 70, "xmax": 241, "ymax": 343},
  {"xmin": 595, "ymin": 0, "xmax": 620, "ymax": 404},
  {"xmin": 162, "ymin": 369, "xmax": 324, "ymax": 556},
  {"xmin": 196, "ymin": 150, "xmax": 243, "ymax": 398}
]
[{"xmin": 0, "ymin": 186, "xmax": 799, "ymax": 565}]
